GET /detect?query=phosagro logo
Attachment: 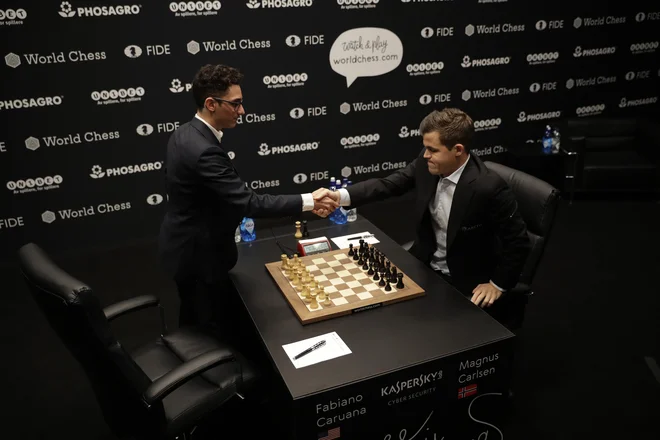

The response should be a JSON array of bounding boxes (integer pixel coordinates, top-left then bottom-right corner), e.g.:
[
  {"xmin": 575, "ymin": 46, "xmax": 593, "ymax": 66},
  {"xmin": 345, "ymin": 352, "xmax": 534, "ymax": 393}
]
[
  {"xmin": 399, "ymin": 126, "xmax": 420, "ymax": 138},
  {"xmin": 89, "ymin": 162, "xmax": 163, "ymax": 179},
  {"xmin": 630, "ymin": 41, "xmax": 659, "ymax": 54},
  {"xmin": 246, "ymin": 0, "xmax": 314, "ymax": 8},
  {"xmin": 337, "ymin": 0, "xmax": 378, "ymax": 10},
  {"xmin": 575, "ymin": 104, "xmax": 605, "ymax": 117},
  {"xmin": 526, "ymin": 51, "xmax": 559, "ymax": 65},
  {"xmin": 517, "ymin": 110, "xmax": 561, "ymax": 123},
  {"xmin": 0, "ymin": 8, "xmax": 28, "ymax": 26},
  {"xmin": 257, "ymin": 141, "xmax": 319, "ymax": 156},
  {"xmin": 573, "ymin": 45, "xmax": 616, "ymax": 58},
  {"xmin": 91, "ymin": 87, "xmax": 144, "ymax": 105},
  {"xmin": 461, "ymin": 54, "xmax": 510, "ymax": 68},
  {"xmin": 406, "ymin": 61, "xmax": 444, "ymax": 76},
  {"xmin": 169, "ymin": 1, "xmax": 221, "ymax": 17},
  {"xmin": 619, "ymin": 96, "xmax": 658, "ymax": 108},
  {"xmin": 169, "ymin": 79, "xmax": 191, "ymax": 93},
  {"xmin": 263, "ymin": 73, "xmax": 308, "ymax": 89},
  {"xmin": 0, "ymin": 95, "xmax": 63, "ymax": 111},
  {"xmin": 341, "ymin": 133, "xmax": 380, "ymax": 149},
  {"xmin": 474, "ymin": 118, "xmax": 502, "ymax": 132},
  {"xmin": 58, "ymin": 2, "xmax": 142, "ymax": 18},
  {"xmin": 6, "ymin": 175, "xmax": 63, "ymax": 194}
]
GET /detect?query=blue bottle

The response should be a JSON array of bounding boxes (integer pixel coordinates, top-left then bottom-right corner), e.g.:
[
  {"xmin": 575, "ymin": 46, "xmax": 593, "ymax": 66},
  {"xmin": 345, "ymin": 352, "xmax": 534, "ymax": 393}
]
[
  {"xmin": 542, "ymin": 125, "xmax": 553, "ymax": 155},
  {"xmin": 346, "ymin": 180, "xmax": 357, "ymax": 222},
  {"xmin": 328, "ymin": 177, "xmax": 338, "ymax": 224},
  {"xmin": 551, "ymin": 127, "xmax": 561, "ymax": 154},
  {"xmin": 332, "ymin": 183, "xmax": 348, "ymax": 225},
  {"xmin": 239, "ymin": 217, "xmax": 256, "ymax": 242}
]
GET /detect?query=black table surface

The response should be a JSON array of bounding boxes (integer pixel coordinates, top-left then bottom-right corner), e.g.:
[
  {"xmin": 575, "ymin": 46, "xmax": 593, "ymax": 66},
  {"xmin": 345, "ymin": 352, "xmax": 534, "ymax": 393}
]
[{"xmin": 229, "ymin": 217, "xmax": 514, "ymax": 400}]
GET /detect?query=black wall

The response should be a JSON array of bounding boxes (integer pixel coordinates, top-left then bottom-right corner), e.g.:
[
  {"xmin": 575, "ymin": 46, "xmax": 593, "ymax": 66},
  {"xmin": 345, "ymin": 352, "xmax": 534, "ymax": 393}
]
[{"xmin": 1, "ymin": 0, "xmax": 658, "ymax": 261}]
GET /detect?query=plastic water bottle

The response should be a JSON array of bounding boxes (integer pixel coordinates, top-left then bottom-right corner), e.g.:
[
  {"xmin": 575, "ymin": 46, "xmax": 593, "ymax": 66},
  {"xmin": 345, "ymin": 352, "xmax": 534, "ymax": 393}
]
[
  {"xmin": 551, "ymin": 127, "xmax": 561, "ymax": 154},
  {"xmin": 542, "ymin": 125, "xmax": 553, "ymax": 155},
  {"xmin": 239, "ymin": 217, "xmax": 256, "ymax": 242},
  {"xmin": 333, "ymin": 183, "xmax": 348, "ymax": 225},
  {"xmin": 234, "ymin": 224, "xmax": 241, "ymax": 243},
  {"xmin": 328, "ymin": 177, "xmax": 338, "ymax": 224},
  {"xmin": 346, "ymin": 180, "xmax": 357, "ymax": 222}
]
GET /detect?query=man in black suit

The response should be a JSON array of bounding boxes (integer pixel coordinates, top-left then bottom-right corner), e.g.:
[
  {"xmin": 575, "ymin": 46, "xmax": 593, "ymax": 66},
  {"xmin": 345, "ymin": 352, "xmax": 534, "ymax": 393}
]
[
  {"xmin": 158, "ymin": 64, "xmax": 337, "ymax": 328},
  {"xmin": 318, "ymin": 108, "xmax": 531, "ymax": 327}
]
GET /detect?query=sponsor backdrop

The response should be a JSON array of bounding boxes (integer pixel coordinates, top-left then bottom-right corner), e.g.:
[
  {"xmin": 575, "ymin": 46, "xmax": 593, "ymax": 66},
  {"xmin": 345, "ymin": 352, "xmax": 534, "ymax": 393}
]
[{"xmin": 1, "ymin": 0, "xmax": 658, "ymax": 261}]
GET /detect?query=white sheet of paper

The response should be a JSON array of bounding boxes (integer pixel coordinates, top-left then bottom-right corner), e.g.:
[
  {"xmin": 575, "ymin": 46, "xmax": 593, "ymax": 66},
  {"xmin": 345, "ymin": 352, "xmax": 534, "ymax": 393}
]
[
  {"xmin": 282, "ymin": 332, "xmax": 352, "ymax": 369},
  {"xmin": 331, "ymin": 231, "xmax": 380, "ymax": 250}
]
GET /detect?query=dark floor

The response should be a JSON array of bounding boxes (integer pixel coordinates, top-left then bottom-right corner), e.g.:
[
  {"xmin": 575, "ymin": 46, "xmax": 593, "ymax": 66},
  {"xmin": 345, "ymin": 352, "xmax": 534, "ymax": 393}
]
[{"xmin": 2, "ymin": 197, "xmax": 659, "ymax": 440}]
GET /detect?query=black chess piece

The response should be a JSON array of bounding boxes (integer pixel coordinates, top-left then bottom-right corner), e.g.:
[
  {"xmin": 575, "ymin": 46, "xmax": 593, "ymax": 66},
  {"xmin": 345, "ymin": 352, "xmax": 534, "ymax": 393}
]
[
  {"xmin": 302, "ymin": 220, "xmax": 309, "ymax": 238},
  {"xmin": 367, "ymin": 264, "xmax": 374, "ymax": 276},
  {"xmin": 373, "ymin": 270, "xmax": 379, "ymax": 281},
  {"xmin": 386, "ymin": 260, "xmax": 391, "ymax": 269},
  {"xmin": 378, "ymin": 271, "xmax": 386, "ymax": 287},
  {"xmin": 348, "ymin": 243, "xmax": 354, "ymax": 257},
  {"xmin": 358, "ymin": 255, "xmax": 364, "ymax": 266},
  {"xmin": 384, "ymin": 279, "xmax": 392, "ymax": 292},
  {"xmin": 391, "ymin": 266, "xmax": 398, "ymax": 278},
  {"xmin": 396, "ymin": 273, "xmax": 405, "ymax": 289},
  {"xmin": 362, "ymin": 261, "xmax": 369, "ymax": 270},
  {"xmin": 353, "ymin": 250, "xmax": 359, "ymax": 261}
]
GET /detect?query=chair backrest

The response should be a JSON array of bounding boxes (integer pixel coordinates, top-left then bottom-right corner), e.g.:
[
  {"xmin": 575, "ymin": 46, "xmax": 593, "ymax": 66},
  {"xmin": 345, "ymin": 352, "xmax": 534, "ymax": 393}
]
[
  {"xmin": 484, "ymin": 162, "xmax": 560, "ymax": 286},
  {"xmin": 17, "ymin": 243, "xmax": 152, "ymax": 436},
  {"xmin": 565, "ymin": 116, "xmax": 638, "ymax": 153}
]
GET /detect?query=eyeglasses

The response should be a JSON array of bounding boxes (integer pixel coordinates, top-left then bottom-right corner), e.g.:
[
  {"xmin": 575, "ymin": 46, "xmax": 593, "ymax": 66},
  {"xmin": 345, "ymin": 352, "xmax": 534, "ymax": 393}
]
[{"xmin": 211, "ymin": 97, "xmax": 244, "ymax": 111}]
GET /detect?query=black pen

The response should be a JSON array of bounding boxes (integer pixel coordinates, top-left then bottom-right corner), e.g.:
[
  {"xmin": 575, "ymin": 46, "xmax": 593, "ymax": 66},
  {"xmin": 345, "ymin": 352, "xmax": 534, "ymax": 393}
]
[
  {"xmin": 293, "ymin": 340, "xmax": 326, "ymax": 360},
  {"xmin": 345, "ymin": 234, "xmax": 374, "ymax": 241}
]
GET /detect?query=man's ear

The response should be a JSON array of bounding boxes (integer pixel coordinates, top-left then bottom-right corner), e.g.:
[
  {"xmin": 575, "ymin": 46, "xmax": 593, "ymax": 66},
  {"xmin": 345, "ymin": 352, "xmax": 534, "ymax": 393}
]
[
  {"xmin": 454, "ymin": 143, "xmax": 465, "ymax": 156},
  {"xmin": 204, "ymin": 97, "xmax": 216, "ymax": 113}
]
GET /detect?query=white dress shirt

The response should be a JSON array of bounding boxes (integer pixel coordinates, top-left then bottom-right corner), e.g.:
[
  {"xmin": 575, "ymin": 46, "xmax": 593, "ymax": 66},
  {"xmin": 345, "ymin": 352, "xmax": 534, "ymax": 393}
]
[{"xmin": 194, "ymin": 113, "xmax": 314, "ymax": 211}]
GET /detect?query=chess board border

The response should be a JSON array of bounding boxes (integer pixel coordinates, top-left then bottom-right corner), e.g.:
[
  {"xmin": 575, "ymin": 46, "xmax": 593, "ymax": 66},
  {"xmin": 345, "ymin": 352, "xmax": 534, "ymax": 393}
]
[{"xmin": 265, "ymin": 248, "xmax": 426, "ymax": 325}]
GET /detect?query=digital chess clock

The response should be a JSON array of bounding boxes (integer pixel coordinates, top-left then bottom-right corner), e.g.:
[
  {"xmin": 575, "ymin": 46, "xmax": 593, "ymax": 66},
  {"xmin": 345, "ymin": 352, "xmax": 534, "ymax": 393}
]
[{"xmin": 297, "ymin": 236, "xmax": 333, "ymax": 256}]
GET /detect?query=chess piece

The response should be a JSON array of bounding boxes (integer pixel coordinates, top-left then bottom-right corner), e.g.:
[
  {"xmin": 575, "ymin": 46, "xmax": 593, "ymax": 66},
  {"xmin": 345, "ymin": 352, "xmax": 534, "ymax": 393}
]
[
  {"xmin": 285, "ymin": 266, "xmax": 292, "ymax": 279},
  {"xmin": 301, "ymin": 285, "xmax": 310, "ymax": 299},
  {"xmin": 317, "ymin": 288, "xmax": 326, "ymax": 301},
  {"xmin": 367, "ymin": 264, "xmax": 374, "ymax": 276},
  {"xmin": 310, "ymin": 290, "xmax": 319, "ymax": 309},
  {"xmin": 391, "ymin": 266, "xmax": 398, "ymax": 278},
  {"xmin": 293, "ymin": 254, "xmax": 300, "ymax": 266},
  {"xmin": 348, "ymin": 243, "xmax": 354, "ymax": 257},
  {"xmin": 385, "ymin": 279, "xmax": 392, "ymax": 292},
  {"xmin": 281, "ymin": 254, "xmax": 289, "ymax": 269},
  {"xmin": 323, "ymin": 296, "xmax": 332, "ymax": 307},
  {"xmin": 379, "ymin": 271, "xmax": 386, "ymax": 286},
  {"xmin": 302, "ymin": 220, "xmax": 309, "ymax": 238},
  {"xmin": 396, "ymin": 273, "xmax": 405, "ymax": 289},
  {"xmin": 373, "ymin": 270, "xmax": 379, "ymax": 281},
  {"xmin": 294, "ymin": 221, "xmax": 303, "ymax": 239},
  {"xmin": 353, "ymin": 251, "xmax": 359, "ymax": 261},
  {"xmin": 362, "ymin": 261, "xmax": 369, "ymax": 271}
]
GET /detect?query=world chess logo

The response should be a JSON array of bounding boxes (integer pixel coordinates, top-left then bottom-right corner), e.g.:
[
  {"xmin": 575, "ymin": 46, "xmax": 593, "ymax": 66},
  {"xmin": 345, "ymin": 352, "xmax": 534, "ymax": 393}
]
[
  {"xmin": 90, "ymin": 165, "xmax": 105, "ymax": 179},
  {"xmin": 187, "ymin": 40, "xmax": 200, "ymax": 55},
  {"xmin": 399, "ymin": 126, "xmax": 409, "ymax": 138},
  {"xmin": 124, "ymin": 45, "xmax": 142, "ymax": 58},
  {"xmin": 24, "ymin": 137, "xmax": 40, "ymax": 151},
  {"xmin": 517, "ymin": 111, "xmax": 527, "ymax": 122},
  {"xmin": 146, "ymin": 194, "xmax": 164, "ymax": 205},
  {"xmin": 136, "ymin": 124, "xmax": 153, "ymax": 136},
  {"xmin": 293, "ymin": 173, "xmax": 308, "ymax": 184},
  {"xmin": 290, "ymin": 108, "xmax": 304, "ymax": 119},
  {"xmin": 340, "ymin": 102, "xmax": 351, "ymax": 114},
  {"xmin": 341, "ymin": 166, "xmax": 352, "ymax": 178},
  {"xmin": 419, "ymin": 94, "xmax": 432, "ymax": 105},
  {"xmin": 257, "ymin": 143, "xmax": 271, "ymax": 156},
  {"xmin": 41, "ymin": 211, "xmax": 56, "ymax": 224},
  {"xmin": 421, "ymin": 27, "xmax": 434, "ymax": 38},
  {"xmin": 529, "ymin": 83, "xmax": 541, "ymax": 93},
  {"xmin": 461, "ymin": 56, "xmax": 471, "ymax": 68},
  {"xmin": 465, "ymin": 24, "xmax": 475, "ymax": 36},
  {"xmin": 5, "ymin": 53, "xmax": 21, "ymax": 68},
  {"xmin": 565, "ymin": 78, "xmax": 575, "ymax": 89},
  {"xmin": 286, "ymin": 35, "xmax": 301, "ymax": 47},
  {"xmin": 573, "ymin": 17, "xmax": 583, "ymax": 29},
  {"xmin": 169, "ymin": 79, "xmax": 184, "ymax": 93},
  {"xmin": 59, "ymin": 2, "xmax": 76, "ymax": 17},
  {"xmin": 536, "ymin": 20, "xmax": 547, "ymax": 30},
  {"xmin": 461, "ymin": 90, "xmax": 471, "ymax": 101},
  {"xmin": 246, "ymin": 0, "xmax": 260, "ymax": 8}
]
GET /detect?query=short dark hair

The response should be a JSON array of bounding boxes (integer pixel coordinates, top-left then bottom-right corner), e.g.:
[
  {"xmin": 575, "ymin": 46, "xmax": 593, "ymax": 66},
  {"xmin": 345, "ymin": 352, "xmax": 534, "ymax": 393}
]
[
  {"xmin": 419, "ymin": 107, "xmax": 474, "ymax": 152},
  {"xmin": 192, "ymin": 64, "xmax": 244, "ymax": 109}
]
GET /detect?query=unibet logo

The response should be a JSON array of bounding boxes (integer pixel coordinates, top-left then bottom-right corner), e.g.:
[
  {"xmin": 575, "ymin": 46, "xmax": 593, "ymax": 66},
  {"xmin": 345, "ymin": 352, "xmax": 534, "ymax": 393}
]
[
  {"xmin": 526, "ymin": 52, "xmax": 559, "ymax": 65},
  {"xmin": 257, "ymin": 141, "xmax": 319, "ymax": 156},
  {"xmin": 517, "ymin": 110, "xmax": 561, "ymax": 123},
  {"xmin": 187, "ymin": 40, "xmax": 201, "ymax": 54},
  {"xmin": 573, "ymin": 46, "xmax": 616, "ymax": 58},
  {"xmin": 474, "ymin": 118, "xmax": 502, "ymax": 132},
  {"xmin": 147, "ymin": 194, "xmax": 164, "ymax": 205},
  {"xmin": 0, "ymin": 8, "xmax": 28, "ymax": 26},
  {"xmin": 89, "ymin": 162, "xmax": 163, "ymax": 179},
  {"xmin": 338, "ymin": 0, "xmax": 378, "ymax": 10},
  {"xmin": 91, "ymin": 87, "xmax": 144, "ymax": 105},
  {"xmin": 24, "ymin": 137, "xmax": 40, "ymax": 150},
  {"xmin": 169, "ymin": 1, "xmax": 221, "ymax": 17},
  {"xmin": 41, "ymin": 211, "xmax": 56, "ymax": 224},
  {"xmin": 5, "ymin": 53, "xmax": 20, "ymax": 68},
  {"xmin": 340, "ymin": 133, "xmax": 380, "ymax": 149},
  {"xmin": 290, "ymin": 108, "xmax": 304, "ymax": 119},
  {"xmin": 286, "ymin": 35, "xmax": 301, "ymax": 47},
  {"xmin": 406, "ymin": 61, "xmax": 444, "ymax": 76},
  {"xmin": 293, "ymin": 173, "xmax": 308, "ymax": 184},
  {"xmin": 263, "ymin": 73, "xmax": 308, "ymax": 89},
  {"xmin": 137, "ymin": 124, "xmax": 154, "ymax": 136},
  {"xmin": 58, "ymin": 2, "xmax": 142, "ymax": 18},
  {"xmin": 630, "ymin": 41, "xmax": 659, "ymax": 54},
  {"xmin": 0, "ymin": 96, "xmax": 63, "ymax": 111},
  {"xmin": 6, "ymin": 175, "xmax": 63, "ymax": 194},
  {"xmin": 461, "ymin": 54, "xmax": 510, "ymax": 68},
  {"xmin": 575, "ymin": 104, "xmax": 605, "ymax": 117},
  {"xmin": 619, "ymin": 96, "xmax": 658, "ymax": 108},
  {"xmin": 247, "ymin": 0, "xmax": 314, "ymax": 9},
  {"xmin": 169, "ymin": 78, "xmax": 191, "ymax": 93}
]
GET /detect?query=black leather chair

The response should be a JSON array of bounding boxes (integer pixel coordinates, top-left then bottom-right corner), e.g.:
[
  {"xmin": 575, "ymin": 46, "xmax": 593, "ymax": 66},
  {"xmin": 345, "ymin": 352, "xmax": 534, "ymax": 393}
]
[
  {"xmin": 402, "ymin": 162, "xmax": 560, "ymax": 330},
  {"xmin": 17, "ymin": 243, "xmax": 258, "ymax": 440},
  {"xmin": 563, "ymin": 116, "xmax": 660, "ymax": 199}
]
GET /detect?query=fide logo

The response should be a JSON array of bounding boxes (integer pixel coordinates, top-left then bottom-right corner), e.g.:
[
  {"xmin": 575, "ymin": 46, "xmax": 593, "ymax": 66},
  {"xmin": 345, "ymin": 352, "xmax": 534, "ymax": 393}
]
[
  {"xmin": 290, "ymin": 108, "xmax": 304, "ymax": 119},
  {"xmin": 136, "ymin": 124, "xmax": 154, "ymax": 136},
  {"xmin": 529, "ymin": 83, "xmax": 541, "ymax": 93},
  {"xmin": 419, "ymin": 94, "xmax": 432, "ymax": 105},
  {"xmin": 421, "ymin": 27, "xmax": 434, "ymax": 38},
  {"xmin": 124, "ymin": 45, "xmax": 142, "ymax": 58},
  {"xmin": 146, "ymin": 194, "xmax": 164, "ymax": 205},
  {"xmin": 286, "ymin": 35, "xmax": 301, "ymax": 47},
  {"xmin": 293, "ymin": 173, "xmax": 308, "ymax": 184}
]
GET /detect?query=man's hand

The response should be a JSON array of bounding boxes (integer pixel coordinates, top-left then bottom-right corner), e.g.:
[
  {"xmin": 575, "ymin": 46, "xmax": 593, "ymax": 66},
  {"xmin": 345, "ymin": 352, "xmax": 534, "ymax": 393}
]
[
  {"xmin": 311, "ymin": 188, "xmax": 339, "ymax": 217},
  {"xmin": 471, "ymin": 283, "xmax": 502, "ymax": 308}
]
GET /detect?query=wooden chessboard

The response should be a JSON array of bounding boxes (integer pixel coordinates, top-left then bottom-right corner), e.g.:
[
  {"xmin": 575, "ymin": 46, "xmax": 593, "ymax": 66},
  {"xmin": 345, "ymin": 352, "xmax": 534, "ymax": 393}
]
[{"xmin": 265, "ymin": 248, "xmax": 425, "ymax": 324}]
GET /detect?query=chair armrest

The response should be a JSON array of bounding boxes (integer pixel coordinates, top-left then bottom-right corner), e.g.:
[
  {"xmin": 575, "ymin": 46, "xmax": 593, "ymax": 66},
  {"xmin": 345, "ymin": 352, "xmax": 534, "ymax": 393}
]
[
  {"xmin": 401, "ymin": 241, "xmax": 414, "ymax": 251},
  {"xmin": 503, "ymin": 283, "xmax": 532, "ymax": 298},
  {"xmin": 103, "ymin": 295, "xmax": 160, "ymax": 321},
  {"xmin": 143, "ymin": 349, "xmax": 237, "ymax": 407}
]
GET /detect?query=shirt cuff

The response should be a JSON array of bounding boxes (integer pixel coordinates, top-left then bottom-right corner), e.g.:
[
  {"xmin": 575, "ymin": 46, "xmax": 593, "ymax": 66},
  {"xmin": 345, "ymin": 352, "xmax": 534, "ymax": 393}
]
[
  {"xmin": 490, "ymin": 280, "xmax": 506, "ymax": 292},
  {"xmin": 338, "ymin": 188, "xmax": 351, "ymax": 207},
  {"xmin": 301, "ymin": 193, "xmax": 314, "ymax": 211}
]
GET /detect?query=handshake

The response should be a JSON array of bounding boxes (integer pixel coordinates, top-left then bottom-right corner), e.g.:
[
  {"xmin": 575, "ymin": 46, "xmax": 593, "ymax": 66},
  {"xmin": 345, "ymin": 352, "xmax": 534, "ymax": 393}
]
[{"xmin": 311, "ymin": 188, "xmax": 341, "ymax": 218}]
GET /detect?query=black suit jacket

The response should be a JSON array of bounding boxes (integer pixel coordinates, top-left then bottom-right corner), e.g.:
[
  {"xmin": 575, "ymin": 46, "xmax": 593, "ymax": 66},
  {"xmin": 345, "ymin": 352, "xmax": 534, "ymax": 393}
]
[
  {"xmin": 347, "ymin": 151, "xmax": 531, "ymax": 295},
  {"xmin": 158, "ymin": 117, "xmax": 303, "ymax": 284}
]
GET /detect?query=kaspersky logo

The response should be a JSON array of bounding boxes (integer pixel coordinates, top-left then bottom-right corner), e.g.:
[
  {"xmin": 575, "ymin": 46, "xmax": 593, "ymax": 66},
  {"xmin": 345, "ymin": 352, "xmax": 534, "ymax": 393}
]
[{"xmin": 58, "ymin": 2, "xmax": 142, "ymax": 18}]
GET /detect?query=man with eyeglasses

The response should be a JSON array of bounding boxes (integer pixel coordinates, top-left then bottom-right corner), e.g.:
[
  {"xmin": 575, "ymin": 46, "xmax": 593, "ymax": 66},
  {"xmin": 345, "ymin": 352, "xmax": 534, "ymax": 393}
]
[{"xmin": 158, "ymin": 64, "xmax": 338, "ymax": 330}]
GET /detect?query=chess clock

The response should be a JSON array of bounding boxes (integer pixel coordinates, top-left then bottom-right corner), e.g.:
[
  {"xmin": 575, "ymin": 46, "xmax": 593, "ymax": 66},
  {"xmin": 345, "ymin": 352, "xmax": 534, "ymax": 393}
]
[{"xmin": 297, "ymin": 236, "xmax": 333, "ymax": 256}]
